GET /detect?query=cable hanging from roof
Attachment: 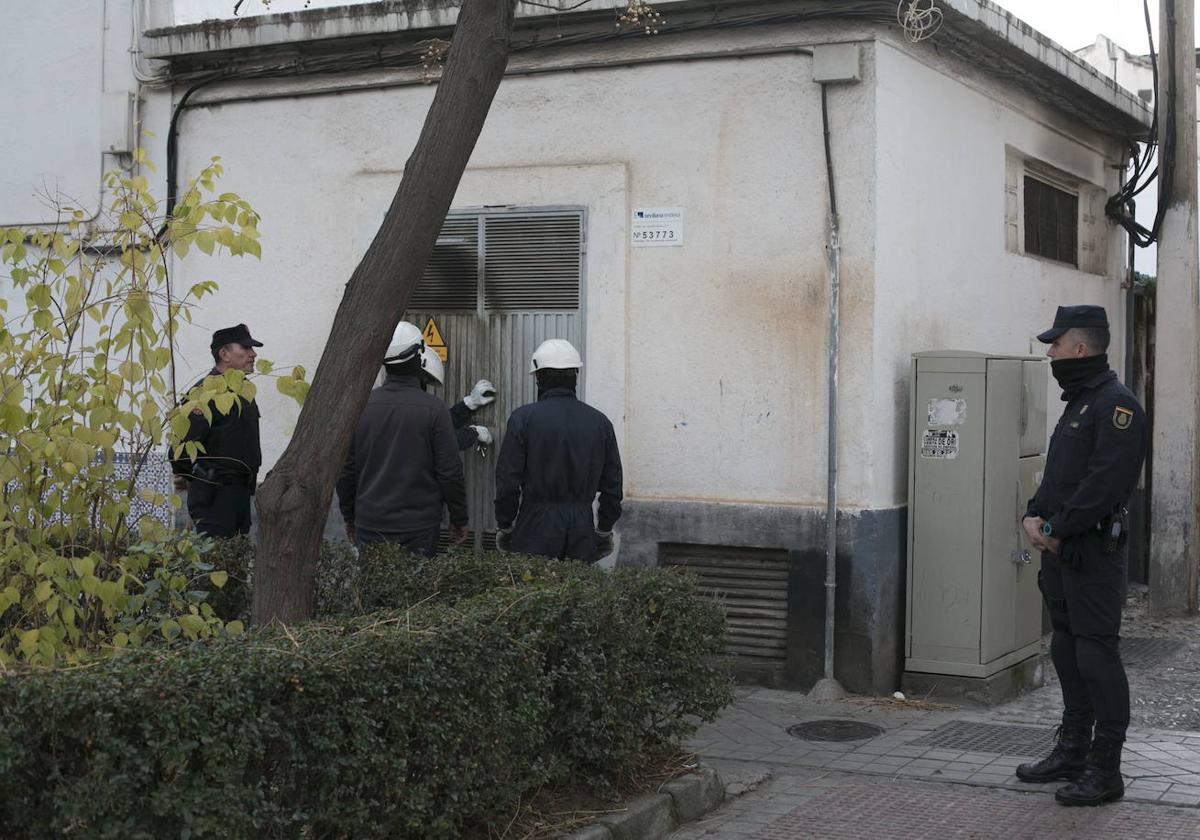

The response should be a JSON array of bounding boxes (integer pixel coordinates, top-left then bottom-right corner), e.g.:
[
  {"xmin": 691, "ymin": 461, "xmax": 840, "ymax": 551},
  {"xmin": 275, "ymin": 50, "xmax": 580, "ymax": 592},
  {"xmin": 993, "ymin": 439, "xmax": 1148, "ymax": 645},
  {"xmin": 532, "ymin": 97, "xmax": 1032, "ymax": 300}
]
[
  {"xmin": 1105, "ymin": 0, "xmax": 1166, "ymax": 250},
  {"xmin": 897, "ymin": 0, "xmax": 942, "ymax": 43}
]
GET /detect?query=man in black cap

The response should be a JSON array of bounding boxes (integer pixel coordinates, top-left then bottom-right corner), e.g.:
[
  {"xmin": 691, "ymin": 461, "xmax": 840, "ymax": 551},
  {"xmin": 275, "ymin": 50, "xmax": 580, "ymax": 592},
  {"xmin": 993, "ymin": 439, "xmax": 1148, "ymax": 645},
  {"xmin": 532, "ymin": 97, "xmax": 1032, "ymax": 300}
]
[
  {"xmin": 171, "ymin": 324, "xmax": 264, "ymax": 538},
  {"xmin": 1015, "ymin": 304, "xmax": 1147, "ymax": 807}
]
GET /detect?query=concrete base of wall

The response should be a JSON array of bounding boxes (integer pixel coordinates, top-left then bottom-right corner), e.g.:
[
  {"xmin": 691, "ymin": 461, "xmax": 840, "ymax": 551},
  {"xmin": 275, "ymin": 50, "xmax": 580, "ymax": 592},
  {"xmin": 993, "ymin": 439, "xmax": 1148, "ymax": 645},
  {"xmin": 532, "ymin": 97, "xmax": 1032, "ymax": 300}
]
[
  {"xmin": 617, "ymin": 499, "xmax": 907, "ymax": 696},
  {"xmin": 901, "ymin": 655, "xmax": 1044, "ymax": 706}
]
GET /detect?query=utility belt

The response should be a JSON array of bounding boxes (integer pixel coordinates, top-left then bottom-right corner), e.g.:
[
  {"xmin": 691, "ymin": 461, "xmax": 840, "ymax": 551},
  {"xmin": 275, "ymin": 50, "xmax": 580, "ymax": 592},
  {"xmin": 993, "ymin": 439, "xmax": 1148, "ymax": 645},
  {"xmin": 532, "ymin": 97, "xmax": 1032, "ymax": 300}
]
[
  {"xmin": 1058, "ymin": 506, "xmax": 1128, "ymax": 570},
  {"xmin": 192, "ymin": 463, "xmax": 256, "ymax": 488},
  {"xmin": 1100, "ymin": 506, "xmax": 1130, "ymax": 554}
]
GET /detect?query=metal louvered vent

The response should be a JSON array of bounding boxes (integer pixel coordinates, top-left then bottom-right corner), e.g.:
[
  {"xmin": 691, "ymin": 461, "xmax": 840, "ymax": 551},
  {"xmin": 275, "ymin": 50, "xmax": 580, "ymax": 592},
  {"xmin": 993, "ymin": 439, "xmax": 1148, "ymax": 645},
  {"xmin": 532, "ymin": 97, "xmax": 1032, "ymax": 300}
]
[
  {"xmin": 662, "ymin": 544, "xmax": 789, "ymax": 670},
  {"xmin": 410, "ymin": 217, "xmax": 479, "ymax": 311},
  {"xmin": 484, "ymin": 214, "xmax": 581, "ymax": 310}
]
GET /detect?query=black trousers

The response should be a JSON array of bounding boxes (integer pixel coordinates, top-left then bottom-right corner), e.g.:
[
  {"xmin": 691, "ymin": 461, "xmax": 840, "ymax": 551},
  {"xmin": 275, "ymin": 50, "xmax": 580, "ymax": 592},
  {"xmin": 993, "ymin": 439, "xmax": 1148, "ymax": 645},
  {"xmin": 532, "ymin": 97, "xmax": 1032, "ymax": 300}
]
[
  {"xmin": 1040, "ymin": 539, "xmax": 1129, "ymax": 741},
  {"xmin": 511, "ymin": 503, "xmax": 598, "ymax": 563},
  {"xmin": 187, "ymin": 481, "xmax": 252, "ymax": 538},
  {"xmin": 356, "ymin": 525, "xmax": 441, "ymax": 559}
]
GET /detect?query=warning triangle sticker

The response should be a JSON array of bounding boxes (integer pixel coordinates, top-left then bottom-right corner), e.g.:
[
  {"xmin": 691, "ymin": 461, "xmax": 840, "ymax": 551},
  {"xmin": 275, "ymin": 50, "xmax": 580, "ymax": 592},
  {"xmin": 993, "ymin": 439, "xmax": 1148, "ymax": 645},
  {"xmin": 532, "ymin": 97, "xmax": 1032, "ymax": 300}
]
[{"xmin": 423, "ymin": 318, "xmax": 448, "ymax": 362}]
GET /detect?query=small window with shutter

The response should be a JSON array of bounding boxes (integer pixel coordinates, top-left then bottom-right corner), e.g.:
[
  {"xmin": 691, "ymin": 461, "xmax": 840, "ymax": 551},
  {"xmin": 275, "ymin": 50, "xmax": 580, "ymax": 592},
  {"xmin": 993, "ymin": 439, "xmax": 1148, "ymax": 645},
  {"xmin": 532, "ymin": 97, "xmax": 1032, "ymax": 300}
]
[
  {"xmin": 1023, "ymin": 175, "xmax": 1078, "ymax": 267},
  {"xmin": 409, "ymin": 209, "xmax": 583, "ymax": 312}
]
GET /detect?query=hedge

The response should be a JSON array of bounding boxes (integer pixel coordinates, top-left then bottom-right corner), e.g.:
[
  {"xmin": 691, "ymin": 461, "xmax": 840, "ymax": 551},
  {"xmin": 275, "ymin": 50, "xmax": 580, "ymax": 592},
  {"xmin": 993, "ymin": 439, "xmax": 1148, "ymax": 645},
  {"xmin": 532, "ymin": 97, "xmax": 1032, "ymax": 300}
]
[{"xmin": 0, "ymin": 549, "xmax": 732, "ymax": 839}]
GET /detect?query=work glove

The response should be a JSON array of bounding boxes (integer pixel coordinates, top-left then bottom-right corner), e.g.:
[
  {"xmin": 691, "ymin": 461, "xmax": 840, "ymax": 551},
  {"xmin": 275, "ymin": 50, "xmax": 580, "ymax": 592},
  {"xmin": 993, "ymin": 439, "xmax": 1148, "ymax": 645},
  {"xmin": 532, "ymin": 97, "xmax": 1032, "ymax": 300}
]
[
  {"xmin": 463, "ymin": 379, "xmax": 496, "ymax": 411},
  {"xmin": 594, "ymin": 530, "xmax": 614, "ymax": 561},
  {"xmin": 469, "ymin": 425, "xmax": 493, "ymax": 446},
  {"xmin": 496, "ymin": 527, "xmax": 513, "ymax": 552}
]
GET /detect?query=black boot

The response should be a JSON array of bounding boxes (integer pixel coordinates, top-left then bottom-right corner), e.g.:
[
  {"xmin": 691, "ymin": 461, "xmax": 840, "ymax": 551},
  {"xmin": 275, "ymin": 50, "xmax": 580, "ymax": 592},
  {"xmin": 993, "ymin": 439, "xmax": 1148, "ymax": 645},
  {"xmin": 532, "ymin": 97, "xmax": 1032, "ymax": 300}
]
[
  {"xmin": 1055, "ymin": 735, "xmax": 1125, "ymax": 806},
  {"xmin": 1015, "ymin": 724, "xmax": 1092, "ymax": 783}
]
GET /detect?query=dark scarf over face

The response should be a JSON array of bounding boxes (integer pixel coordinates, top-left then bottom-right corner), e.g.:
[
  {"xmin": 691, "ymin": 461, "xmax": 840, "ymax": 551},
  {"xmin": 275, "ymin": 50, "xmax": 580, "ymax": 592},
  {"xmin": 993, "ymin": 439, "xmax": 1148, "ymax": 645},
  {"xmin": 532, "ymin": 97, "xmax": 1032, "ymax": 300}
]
[{"xmin": 1051, "ymin": 353, "xmax": 1109, "ymax": 400}]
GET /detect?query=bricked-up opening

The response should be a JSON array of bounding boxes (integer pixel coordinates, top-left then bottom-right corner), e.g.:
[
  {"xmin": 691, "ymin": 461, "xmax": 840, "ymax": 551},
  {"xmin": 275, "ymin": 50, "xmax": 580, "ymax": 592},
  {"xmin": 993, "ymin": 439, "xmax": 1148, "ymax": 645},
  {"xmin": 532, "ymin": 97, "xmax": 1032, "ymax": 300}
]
[
  {"xmin": 1023, "ymin": 175, "xmax": 1078, "ymax": 266},
  {"xmin": 661, "ymin": 543, "xmax": 789, "ymax": 675}
]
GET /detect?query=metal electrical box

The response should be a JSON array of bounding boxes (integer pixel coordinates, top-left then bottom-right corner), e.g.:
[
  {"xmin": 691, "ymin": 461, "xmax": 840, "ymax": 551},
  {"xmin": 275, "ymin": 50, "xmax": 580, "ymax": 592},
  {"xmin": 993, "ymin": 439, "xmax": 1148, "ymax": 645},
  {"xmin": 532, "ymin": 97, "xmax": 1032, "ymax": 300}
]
[{"xmin": 905, "ymin": 351, "xmax": 1047, "ymax": 679}]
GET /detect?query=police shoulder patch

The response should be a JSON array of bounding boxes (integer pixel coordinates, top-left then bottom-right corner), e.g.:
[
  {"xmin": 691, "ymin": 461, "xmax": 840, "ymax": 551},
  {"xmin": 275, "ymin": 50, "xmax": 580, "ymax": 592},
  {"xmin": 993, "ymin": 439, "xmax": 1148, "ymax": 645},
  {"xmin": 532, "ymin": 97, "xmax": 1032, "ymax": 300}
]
[{"xmin": 1113, "ymin": 406, "xmax": 1134, "ymax": 430}]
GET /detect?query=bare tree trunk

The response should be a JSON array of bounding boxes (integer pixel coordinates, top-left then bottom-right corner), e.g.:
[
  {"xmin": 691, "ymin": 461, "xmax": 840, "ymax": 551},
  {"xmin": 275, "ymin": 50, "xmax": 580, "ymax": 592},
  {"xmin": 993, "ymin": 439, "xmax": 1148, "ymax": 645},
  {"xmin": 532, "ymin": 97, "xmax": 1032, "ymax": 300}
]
[{"xmin": 251, "ymin": 0, "xmax": 517, "ymax": 625}]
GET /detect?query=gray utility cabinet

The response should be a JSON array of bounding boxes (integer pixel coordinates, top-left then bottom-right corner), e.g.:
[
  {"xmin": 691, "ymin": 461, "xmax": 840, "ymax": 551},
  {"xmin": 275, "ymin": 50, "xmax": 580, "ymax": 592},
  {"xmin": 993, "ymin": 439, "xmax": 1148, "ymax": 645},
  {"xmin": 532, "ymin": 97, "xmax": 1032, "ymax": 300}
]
[{"xmin": 905, "ymin": 351, "xmax": 1048, "ymax": 679}]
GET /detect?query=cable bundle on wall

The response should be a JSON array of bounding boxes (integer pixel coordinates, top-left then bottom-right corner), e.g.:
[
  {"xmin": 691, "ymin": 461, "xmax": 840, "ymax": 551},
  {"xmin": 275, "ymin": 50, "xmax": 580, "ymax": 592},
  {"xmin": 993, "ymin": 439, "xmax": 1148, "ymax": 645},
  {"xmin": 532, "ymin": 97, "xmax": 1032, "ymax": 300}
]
[{"xmin": 1106, "ymin": 0, "xmax": 1168, "ymax": 250}]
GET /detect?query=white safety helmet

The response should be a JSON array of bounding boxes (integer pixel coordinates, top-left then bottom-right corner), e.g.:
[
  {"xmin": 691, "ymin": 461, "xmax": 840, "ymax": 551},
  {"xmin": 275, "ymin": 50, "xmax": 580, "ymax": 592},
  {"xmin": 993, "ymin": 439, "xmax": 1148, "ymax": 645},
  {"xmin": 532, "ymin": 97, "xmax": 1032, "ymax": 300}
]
[
  {"xmin": 529, "ymin": 338, "xmax": 582, "ymax": 374},
  {"xmin": 420, "ymin": 345, "xmax": 445, "ymax": 386},
  {"xmin": 383, "ymin": 321, "xmax": 424, "ymax": 365}
]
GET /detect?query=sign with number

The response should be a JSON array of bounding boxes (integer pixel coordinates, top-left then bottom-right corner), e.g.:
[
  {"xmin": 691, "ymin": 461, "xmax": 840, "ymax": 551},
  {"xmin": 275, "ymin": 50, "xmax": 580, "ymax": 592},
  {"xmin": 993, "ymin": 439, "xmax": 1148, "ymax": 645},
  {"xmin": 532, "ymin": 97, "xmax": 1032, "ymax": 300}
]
[{"xmin": 631, "ymin": 207, "xmax": 683, "ymax": 247}]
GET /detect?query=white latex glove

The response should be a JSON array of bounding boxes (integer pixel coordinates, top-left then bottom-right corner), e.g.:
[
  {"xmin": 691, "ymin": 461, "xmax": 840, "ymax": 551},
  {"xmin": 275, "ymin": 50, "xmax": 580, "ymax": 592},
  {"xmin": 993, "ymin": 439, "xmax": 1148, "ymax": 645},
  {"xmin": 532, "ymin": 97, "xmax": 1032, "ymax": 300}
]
[
  {"xmin": 463, "ymin": 379, "xmax": 496, "ymax": 410},
  {"xmin": 469, "ymin": 425, "xmax": 493, "ymax": 445}
]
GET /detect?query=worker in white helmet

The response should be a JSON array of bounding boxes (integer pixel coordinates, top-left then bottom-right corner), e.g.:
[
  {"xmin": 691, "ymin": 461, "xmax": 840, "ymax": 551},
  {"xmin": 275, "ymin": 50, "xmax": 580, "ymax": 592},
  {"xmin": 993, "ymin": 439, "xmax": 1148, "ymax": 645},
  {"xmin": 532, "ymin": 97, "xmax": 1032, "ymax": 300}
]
[
  {"xmin": 337, "ymin": 321, "xmax": 468, "ymax": 555},
  {"xmin": 494, "ymin": 339, "xmax": 623, "ymax": 563},
  {"xmin": 419, "ymin": 346, "xmax": 495, "ymax": 451}
]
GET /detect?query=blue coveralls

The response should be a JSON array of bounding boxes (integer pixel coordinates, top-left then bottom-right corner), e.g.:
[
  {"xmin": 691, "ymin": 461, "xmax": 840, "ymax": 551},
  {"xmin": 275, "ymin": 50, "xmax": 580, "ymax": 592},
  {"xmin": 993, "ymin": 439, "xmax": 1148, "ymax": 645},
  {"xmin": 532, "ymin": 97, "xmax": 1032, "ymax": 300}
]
[{"xmin": 494, "ymin": 387, "xmax": 623, "ymax": 563}]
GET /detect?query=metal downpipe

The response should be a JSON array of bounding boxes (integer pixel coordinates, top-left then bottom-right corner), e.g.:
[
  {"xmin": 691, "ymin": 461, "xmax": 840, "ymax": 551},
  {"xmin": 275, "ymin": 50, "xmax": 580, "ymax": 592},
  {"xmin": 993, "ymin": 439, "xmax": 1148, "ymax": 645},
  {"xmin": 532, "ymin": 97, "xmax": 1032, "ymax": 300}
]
[{"xmin": 812, "ymin": 81, "xmax": 846, "ymax": 701}]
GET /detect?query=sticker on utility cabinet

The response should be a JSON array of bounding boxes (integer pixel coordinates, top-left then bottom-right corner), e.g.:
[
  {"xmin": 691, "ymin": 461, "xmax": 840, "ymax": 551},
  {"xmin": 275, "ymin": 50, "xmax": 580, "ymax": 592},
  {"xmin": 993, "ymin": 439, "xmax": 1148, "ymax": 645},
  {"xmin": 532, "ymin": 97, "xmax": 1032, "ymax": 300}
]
[
  {"xmin": 920, "ymin": 429, "xmax": 960, "ymax": 459},
  {"xmin": 631, "ymin": 207, "xmax": 683, "ymax": 247},
  {"xmin": 927, "ymin": 398, "xmax": 966, "ymax": 426}
]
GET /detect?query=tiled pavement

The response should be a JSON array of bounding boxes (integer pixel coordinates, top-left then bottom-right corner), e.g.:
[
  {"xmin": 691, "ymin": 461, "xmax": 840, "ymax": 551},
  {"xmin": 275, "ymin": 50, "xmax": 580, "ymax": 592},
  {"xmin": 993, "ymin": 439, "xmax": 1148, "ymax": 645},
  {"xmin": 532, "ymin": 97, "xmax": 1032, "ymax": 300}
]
[
  {"xmin": 671, "ymin": 769, "xmax": 1200, "ymax": 838},
  {"xmin": 674, "ymin": 688, "xmax": 1200, "ymax": 837}
]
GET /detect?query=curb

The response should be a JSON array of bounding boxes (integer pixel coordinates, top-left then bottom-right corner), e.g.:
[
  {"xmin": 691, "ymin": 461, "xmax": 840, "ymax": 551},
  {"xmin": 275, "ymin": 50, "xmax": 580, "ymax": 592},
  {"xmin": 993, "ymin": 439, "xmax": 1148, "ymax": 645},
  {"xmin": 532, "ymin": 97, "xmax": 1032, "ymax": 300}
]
[{"xmin": 563, "ymin": 766, "xmax": 725, "ymax": 840}]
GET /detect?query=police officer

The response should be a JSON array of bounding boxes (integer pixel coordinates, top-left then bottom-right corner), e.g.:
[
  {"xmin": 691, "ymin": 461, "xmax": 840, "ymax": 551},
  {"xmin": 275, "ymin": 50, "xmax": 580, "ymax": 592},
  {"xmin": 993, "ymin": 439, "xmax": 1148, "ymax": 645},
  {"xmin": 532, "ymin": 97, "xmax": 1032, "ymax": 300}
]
[
  {"xmin": 1015, "ymin": 305, "xmax": 1147, "ymax": 807},
  {"xmin": 337, "ymin": 322, "xmax": 468, "ymax": 557},
  {"xmin": 418, "ymin": 346, "xmax": 496, "ymax": 451},
  {"xmin": 170, "ymin": 323, "xmax": 263, "ymax": 538},
  {"xmin": 494, "ymin": 339, "xmax": 623, "ymax": 563}
]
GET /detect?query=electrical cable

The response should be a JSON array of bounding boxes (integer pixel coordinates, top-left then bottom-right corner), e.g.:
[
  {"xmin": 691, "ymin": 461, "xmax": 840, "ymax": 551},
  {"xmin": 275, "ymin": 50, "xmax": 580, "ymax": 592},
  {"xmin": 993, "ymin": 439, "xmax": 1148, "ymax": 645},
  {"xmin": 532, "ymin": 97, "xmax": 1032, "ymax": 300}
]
[
  {"xmin": 155, "ymin": 4, "xmax": 901, "ymax": 213},
  {"xmin": 1105, "ymin": 0, "xmax": 1166, "ymax": 250}
]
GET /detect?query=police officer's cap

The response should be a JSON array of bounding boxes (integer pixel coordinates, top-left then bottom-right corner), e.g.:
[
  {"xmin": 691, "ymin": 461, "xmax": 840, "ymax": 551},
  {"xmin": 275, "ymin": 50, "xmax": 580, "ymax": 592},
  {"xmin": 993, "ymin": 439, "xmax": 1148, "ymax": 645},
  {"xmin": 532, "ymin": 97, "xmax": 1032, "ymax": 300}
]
[
  {"xmin": 1036, "ymin": 305, "xmax": 1109, "ymax": 344},
  {"xmin": 210, "ymin": 323, "xmax": 264, "ymax": 350}
]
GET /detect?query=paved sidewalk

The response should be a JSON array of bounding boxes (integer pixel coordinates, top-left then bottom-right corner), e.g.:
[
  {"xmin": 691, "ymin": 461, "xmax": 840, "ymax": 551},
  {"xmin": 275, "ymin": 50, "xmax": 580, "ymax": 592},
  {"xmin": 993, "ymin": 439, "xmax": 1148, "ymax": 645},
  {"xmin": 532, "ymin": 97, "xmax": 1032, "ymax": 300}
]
[
  {"xmin": 675, "ymin": 688, "xmax": 1200, "ymax": 837},
  {"xmin": 671, "ymin": 767, "xmax": 1200, "ymax": 838}
]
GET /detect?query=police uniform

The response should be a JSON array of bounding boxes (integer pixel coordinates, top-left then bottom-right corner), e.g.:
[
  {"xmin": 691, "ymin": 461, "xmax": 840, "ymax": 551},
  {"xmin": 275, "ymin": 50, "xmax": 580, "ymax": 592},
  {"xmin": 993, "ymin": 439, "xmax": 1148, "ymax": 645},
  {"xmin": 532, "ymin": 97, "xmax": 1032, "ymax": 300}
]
[
  {"xmin": 1017, "ymin": 305, "xmax": 1147, "ymax": 807},
  {"xmin": 494, "ymin": 386, "xmax": 623, "ymax": 563},
  {"xmin": 171, "ymin": 324, "xmax": 263, "ymax": 538}
]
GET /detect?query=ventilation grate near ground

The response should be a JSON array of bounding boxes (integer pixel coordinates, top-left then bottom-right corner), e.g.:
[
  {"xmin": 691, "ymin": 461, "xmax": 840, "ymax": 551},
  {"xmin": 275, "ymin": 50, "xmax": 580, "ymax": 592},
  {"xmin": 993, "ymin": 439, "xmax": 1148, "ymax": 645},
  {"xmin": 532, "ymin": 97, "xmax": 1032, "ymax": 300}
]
[
  {"xmin": 1122, "ymin": 636, "xmax": 1186, "ymax": 668},
  {"xmin": 661, "ymin": 544, "xmax": 790, "ymax": 669},
  {"xmin": 909, "ymin": 720, "xmax": 1056, "ymax": 755}
]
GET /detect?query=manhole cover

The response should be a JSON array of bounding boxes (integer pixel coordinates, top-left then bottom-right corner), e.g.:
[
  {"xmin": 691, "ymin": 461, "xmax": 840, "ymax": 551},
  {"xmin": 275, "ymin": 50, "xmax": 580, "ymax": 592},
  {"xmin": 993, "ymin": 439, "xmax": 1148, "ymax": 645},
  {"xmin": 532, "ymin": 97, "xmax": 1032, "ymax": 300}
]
[
  {"xmin": 788, "ymin": 720, "xmax": 885, "ymax": 742},
  {"xmin": 1122, "ymin": 636, "xmax": 1186, "ymax": 667},
  {"xmin": 910, "ymin": 720, "xmax": 1054, "ymax": 755}
]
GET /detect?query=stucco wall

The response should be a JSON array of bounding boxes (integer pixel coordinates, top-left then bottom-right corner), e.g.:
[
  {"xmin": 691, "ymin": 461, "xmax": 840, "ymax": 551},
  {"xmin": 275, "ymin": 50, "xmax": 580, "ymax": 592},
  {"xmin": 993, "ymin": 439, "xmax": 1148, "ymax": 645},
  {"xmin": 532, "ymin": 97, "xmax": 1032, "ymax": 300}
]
[
  {"xmin": 168, "ymin": 34, "xmax": 880, "ymax": 509},
  {"xmin": 1, "ymin": 2, "xmax": 105, "ymax": 224},
  {"xmin": 871, "ymin": 37, "xmax": 1130, "ymax": 509}
]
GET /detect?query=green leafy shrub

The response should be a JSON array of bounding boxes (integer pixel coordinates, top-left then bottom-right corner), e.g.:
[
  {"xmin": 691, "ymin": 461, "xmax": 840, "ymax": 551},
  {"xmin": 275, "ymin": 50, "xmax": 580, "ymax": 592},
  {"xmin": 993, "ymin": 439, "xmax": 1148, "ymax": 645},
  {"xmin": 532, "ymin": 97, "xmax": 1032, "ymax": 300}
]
[
  {"xmin": 0, "ymin": 153, "xmax": 311, "ymax": 664},
  {"xmin": 0, "ymin": 552, "xmax": 732, "ymax": 839}
]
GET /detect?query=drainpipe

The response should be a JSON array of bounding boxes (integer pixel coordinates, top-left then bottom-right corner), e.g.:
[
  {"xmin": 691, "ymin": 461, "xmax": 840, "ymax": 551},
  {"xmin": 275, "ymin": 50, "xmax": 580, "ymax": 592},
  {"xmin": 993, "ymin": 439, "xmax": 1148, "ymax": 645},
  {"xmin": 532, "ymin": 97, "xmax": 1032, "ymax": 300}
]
[
  {"xmin": 809, "ymin": 45, "xmax": 859, "ymax": 701},
  {"xmin": 811, "ymin": 81, "xmax": 846, "ymax": 702}
]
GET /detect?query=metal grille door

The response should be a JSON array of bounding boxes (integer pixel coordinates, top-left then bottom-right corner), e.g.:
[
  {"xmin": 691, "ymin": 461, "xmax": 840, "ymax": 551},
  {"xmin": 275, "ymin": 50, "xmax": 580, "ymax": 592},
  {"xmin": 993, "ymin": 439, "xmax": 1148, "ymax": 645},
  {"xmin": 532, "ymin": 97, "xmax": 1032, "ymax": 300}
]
[{"xmin": 407, "ymin": 208, "xmax": 584, "ymax": 549}]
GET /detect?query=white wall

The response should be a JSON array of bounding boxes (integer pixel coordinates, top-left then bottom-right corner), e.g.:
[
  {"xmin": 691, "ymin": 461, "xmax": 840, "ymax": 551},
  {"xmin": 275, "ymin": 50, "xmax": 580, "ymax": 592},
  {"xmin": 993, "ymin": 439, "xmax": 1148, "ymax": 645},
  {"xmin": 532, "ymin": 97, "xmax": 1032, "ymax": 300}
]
[
  {"xmin": 168, "ymin": 35, "xmax": 882, "ymax": 508},
  {"xmin": 0, "ymin": 2, "xmax": 106, "ymax": 224},
  {"xmin": 0, "ymin": 0, "xmax": 170, "ymax": 226},
  {"xmin": 872, "ymin": 37, "xmax": 1129, "ymax": 508}
]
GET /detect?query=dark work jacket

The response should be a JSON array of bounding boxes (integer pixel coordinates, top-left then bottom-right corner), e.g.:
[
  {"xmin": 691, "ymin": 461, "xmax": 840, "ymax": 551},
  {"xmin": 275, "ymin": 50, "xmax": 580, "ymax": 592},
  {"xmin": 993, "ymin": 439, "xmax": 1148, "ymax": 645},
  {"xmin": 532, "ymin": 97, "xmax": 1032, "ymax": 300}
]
[
  {"xmin": 170, "ymin": 368, "xmax": 261, "ymax": 484},
  {"xmin": 337, "ymin": 372, "xmax": 467, "ymax": 532},
  {"xmin": 495, "ymin": 388, "xmax": 623, "ymax": 561},
  {"xmin": 1026, "ymin": 369, "xmax": 1147, "ymax": 540},
  {"xmin": 449, "ymin": 400, "xmax": 480, "ymax": 451}
]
